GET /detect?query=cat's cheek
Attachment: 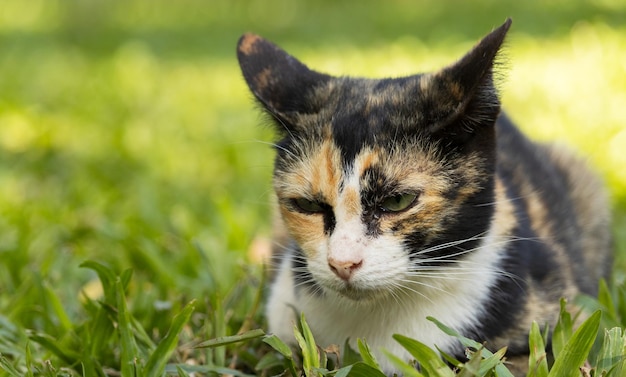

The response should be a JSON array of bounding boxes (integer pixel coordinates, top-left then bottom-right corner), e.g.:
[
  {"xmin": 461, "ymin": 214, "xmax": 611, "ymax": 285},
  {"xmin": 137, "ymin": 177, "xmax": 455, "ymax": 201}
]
[{"xmin": 280, "ymin": 208, "xmax": 326, "ymax": 257}]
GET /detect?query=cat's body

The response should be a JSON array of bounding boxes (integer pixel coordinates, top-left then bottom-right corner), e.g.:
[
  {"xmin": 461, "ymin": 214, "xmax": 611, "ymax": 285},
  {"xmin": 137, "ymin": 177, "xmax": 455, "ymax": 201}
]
[{"xmin": 237, "ymin": 19, "xmax": 611, "ymax": 375}]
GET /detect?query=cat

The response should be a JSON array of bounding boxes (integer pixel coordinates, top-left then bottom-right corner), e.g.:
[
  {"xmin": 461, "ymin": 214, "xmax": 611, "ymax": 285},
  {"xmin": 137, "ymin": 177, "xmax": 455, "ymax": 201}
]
[{"xmin": 237, "ymin": 18, "xmax": 612, "ymax": 375}]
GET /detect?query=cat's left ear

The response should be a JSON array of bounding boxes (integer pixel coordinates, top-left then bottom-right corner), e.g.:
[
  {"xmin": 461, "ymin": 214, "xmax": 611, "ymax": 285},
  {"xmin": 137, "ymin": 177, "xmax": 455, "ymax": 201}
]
[
  {"xmin": 421, "ymin": 18, "xmax": 512, "ymax": 138},
  {"xmin": 237, "ymin": 34, "xmax": 331, "ymax": 123}
]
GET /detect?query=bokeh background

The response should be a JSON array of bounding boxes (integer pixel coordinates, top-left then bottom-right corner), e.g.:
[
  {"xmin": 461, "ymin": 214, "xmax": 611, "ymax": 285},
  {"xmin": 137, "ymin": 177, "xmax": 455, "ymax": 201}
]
[{"xmin": 0, "ymin": 0, "xmax": 624, "ymax": 371}]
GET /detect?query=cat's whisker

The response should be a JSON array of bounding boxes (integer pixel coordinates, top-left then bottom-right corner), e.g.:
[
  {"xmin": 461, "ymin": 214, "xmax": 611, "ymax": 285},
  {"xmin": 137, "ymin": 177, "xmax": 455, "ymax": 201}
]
[
  {"xmin": 264, "ymin": 107, "xmax": 296, "ymax": 140},
  {"xmin": 390, "ymin": 281, "xmax": 435, "ymax": 306},
  {"xmin": 257, "ymin": 140, "xmax": 298, "ymax": 159},
  {"xmin": 413, "ymin": 234, "xmax": 541, "ymax": 262},
  {"xmin": 393, "ymin": 279, "xmax": 452, "ymax": 301},
  {"xmin": 411, "ymin": 233, "xmax": 489, "ymax": 256}
]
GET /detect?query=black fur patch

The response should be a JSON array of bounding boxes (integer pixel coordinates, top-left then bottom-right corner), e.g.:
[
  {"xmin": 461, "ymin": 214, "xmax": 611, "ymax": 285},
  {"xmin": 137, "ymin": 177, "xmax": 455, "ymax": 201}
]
[{"xmin": 291, "ymin": 245, "xmax": 323, "ymax": 295}]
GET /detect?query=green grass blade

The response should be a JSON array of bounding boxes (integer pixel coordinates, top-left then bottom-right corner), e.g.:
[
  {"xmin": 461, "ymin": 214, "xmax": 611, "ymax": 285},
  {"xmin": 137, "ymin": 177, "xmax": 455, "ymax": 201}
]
[
  {"xmin": 392, "ymin": 333, "xmax": 452, "ymax": 376},
  {"xmin": 143, "ymin": 299, "xmax": 196, "ymax": 377},
  {"xmin": 617, "ymin": 286, "xmax": 626, "ymax": 328},
  {"xmin": 25, "ymin": 341, "xmax": 34, "ymax": 377},
  {"xmin": 457, "ymin": 346, "xmax": 482, "ymax": 377},
  {"xmin": 597, "ymin": 279, "xmax": 617, "ymax": 321},
  {"xmin": 26, "ymin": 331, "xmax": 77, "ymax": 365},
  {"xmin": 296, "ymin": 313, "xmax": 321, "ymax": 376},
  {"xmin": 131, "ymin": 315, "xmax": 157, "ymax": 350},
  {"xmin": 254, "ymin": 352, "xmax": 285, "ymax": 371},
  {"xmin": 263, "ymin": 334, "xmax": 293, "ymax": 359},
  {"xmin": 547, "ymin": 310, "xmax": 601, "ymax": 377},
  {"xmin": 552, "ymin": 298, "xmax": 573, "ymax": 359},
  {"xmin": 427, "ymin": 316, "xmax": 482, "ymax": 350},
  {"xmin": 435, "ymin": 345, "xmax": 463, "ymax": 368},
  {"xmin": 294, "ymin": 329, "xmax": 311, "ymax": 376},
  {"xmin": 209, "ymin": 295, "xmax": 226, "ymax": 367},
  {"xmin": 195, "ymin": 328, "xmax": 265, "ymax": 348},
  {"xmin": 381, "ymin": 349, "xmax": 425, "ymax": 377},
  {"xmin": 334, "ymin": 361, "xmax": 389, "ymax": 377},
  {"xmin": 42, "ymin": 282, "xmax": 72, "ymax": 332},
  {"xmin": 175, "ymin": 365, "xmax": 191, "ymax": 377},
  {"xmin": 476, "ymin": 347, "xmax": 507, "ymax": 376},
  {"xmin": 595, "ymin": 327, "xmax": 625, "ymax": 375},
  {"xmin": 116, "ymin": 278, "xmax": 139, "ymax": 376},
  {"xmin": 165, "ymin": 364, "xmax": 257, "ymax": 376},
  {"xmin": 262, "ymin": 334, "xmax": 298, "ymax": 376},
  {"xmin": 427, "ymin": 316, "xmax": 514, "ymax": 377},
  {"xmin": 342, "ymin": 339, "xmax": 362, "ymax": 366},
  {"xmin": 356, "ymin": 338, "xmax": 380, "ymax": 370},
  {"xmin": 528, "ymin": 321, "xmax": 549, "ymax": 377},
  {"xmin": 0, "ymin": 355, "xmax": 23, "ymax": 377},
  {"xmin": 80, "ymin": 261, "xmax": 117, "ymax": 304},
  {"xmin": 86, "ymin": 298, "xmax": 116, "ymax": 358},
  {"xmin": 300, "ymin": 312, "xmax": 319, "ymax": 364}
]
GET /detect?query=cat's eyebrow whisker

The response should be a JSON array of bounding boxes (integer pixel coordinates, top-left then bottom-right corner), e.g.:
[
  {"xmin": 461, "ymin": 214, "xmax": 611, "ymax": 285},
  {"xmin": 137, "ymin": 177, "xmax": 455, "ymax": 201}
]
[
  {"xmin": 252, "ymin": 139, "xmax": 299, "ymax": 159},
  {"xmin": 265, "ymin": 107, "xmax": 296, "ymax": 140}
]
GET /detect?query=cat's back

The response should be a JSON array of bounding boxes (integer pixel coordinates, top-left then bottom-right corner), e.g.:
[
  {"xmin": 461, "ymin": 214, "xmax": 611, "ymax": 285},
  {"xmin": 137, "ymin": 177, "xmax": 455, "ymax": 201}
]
[{"xmin": 495, "ymin": 113, "xmax": 612, "ymax": 295}]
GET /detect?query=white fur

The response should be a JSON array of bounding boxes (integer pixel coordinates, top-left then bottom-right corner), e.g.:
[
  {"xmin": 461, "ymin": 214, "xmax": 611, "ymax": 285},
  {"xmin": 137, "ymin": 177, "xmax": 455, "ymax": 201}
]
[
  {"xmin": 267, "ymin": 229, "xmax": 506, "ymax": 373},
  {"xmin": 266, "ymin": 163, "xmax": 509, "ymax": 373}
]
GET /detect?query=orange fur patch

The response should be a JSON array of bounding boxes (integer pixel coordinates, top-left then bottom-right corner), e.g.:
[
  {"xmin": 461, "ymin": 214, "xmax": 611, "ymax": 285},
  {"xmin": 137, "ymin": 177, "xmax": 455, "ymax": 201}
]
[
  {"xmin": 341, "ymin": 187, "xmax": 360, "ymax": 216},
  {"xmin": 238, "ymin": 34, "xmax": 261, "ymax": 56},
  {"xmin": 309, "ymin": 139, "xmax": 341, "ymax": 205},
  {"xmin": 254, "ymin": 68, "xmax": 272, "ymax": 91}
]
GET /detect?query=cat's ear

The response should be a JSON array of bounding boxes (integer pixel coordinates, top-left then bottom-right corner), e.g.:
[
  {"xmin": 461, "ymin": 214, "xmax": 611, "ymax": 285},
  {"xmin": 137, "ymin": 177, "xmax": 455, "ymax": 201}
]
[
  {"xmin": 420, "ymin": 18, "xmax": 512, "ymax": 140},
  {"xmin": 237, "ymin": 34, "xmax": 331, "ymax": 123}
]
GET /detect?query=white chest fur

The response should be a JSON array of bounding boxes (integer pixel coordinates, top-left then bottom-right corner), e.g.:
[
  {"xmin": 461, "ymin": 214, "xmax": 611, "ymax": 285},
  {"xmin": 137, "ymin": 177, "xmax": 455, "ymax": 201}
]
[{"xmin": 266, "ymin": 229, "xmax": 506, "ymax": 373}]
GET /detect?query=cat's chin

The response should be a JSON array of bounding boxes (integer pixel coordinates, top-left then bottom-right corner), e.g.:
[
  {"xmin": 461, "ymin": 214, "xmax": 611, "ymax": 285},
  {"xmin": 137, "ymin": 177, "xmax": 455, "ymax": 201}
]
[{"xmin": 328, "ymin": 283, "xmax": 389, "ymax": 302}]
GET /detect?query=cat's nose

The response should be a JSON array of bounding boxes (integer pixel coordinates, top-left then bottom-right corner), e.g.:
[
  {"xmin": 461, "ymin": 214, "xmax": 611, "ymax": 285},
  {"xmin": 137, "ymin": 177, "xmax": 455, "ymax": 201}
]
[{"xmin": 328, "ymin": 258, "xmax": 363, "ymax": 281}]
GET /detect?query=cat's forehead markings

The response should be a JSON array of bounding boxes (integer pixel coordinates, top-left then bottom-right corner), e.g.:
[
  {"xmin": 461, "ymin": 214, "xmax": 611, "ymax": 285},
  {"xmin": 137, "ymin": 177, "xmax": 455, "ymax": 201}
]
[
  {"xmin": 356, "ymin": 148, "xmax": 380, "ymax": 176},
  {"xmin": 309, "ymin": 139, "xmax": 342, "ymax": 203},
  {"xmin": 363, "ymin": 82, "xmax": 405, "ymax": 110},
  {"xmin": 340, "ymin": 187, "xmax": 360, "ymax": 217}
]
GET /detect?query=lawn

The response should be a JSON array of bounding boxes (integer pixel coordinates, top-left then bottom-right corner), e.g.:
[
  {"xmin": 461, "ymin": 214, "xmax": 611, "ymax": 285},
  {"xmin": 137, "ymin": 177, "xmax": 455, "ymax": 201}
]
[{"xmin": 0, "ymin": 0, "xmax": 624, "ymax": 375}]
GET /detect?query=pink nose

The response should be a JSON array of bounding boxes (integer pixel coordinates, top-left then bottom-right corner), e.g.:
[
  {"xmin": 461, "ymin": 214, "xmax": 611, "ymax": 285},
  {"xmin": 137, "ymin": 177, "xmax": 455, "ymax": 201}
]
[{"xmin": 328, "ymin": 258, "xmax": 363, "ymax": 281}]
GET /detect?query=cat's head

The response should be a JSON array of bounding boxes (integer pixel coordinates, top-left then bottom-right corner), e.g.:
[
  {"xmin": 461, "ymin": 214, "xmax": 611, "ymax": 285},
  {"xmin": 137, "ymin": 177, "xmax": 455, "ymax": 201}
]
[{"xmin": 238, "ymin": 20, "xmax": 511, "ymax": 301}]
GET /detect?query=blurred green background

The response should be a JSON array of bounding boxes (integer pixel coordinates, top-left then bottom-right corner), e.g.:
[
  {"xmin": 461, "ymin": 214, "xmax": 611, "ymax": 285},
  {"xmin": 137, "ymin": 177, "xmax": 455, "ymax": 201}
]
[{"xmin": 0, "ymin": 0, "xmax": 624, "ymax": 370}]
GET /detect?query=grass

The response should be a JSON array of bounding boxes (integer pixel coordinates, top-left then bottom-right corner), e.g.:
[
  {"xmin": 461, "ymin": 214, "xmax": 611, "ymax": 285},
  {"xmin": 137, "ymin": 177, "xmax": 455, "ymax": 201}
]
[{"xmin": 0, "ymin": 0, "xmax": 624, "ymax": 375}]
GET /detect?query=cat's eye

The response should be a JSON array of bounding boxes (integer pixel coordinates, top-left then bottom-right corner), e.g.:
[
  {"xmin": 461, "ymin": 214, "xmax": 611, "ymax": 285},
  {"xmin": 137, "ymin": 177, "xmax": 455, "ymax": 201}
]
[
  {"xmin": 293, "ymin": 198, "xmax": 326, "ymax": 213},
  {"xmin": 380, "ymin": 193, "xmax": 418, "ymax": 213}
]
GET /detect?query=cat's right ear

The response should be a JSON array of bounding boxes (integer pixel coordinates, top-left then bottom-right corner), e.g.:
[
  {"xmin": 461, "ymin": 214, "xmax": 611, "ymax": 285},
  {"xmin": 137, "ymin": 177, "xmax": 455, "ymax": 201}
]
[{"xmin": 237, "ymin": 34, "xmax": 331, "ymax": 125}]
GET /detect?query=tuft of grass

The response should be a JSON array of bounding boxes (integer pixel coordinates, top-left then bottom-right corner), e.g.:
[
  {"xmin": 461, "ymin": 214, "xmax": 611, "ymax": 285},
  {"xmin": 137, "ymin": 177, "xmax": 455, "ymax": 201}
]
[{"xmin": 253, "ymin": 292, "xmax": 625, "ymax": 376}]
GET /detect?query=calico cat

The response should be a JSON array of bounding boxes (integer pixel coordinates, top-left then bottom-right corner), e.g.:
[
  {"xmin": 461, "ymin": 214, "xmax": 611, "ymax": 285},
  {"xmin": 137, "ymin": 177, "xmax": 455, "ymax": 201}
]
[{"xmin": 237, "ymin": 19, "xmax": 612, "ymax": 375}]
